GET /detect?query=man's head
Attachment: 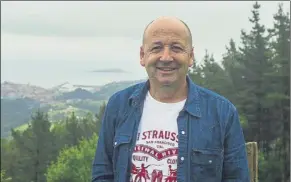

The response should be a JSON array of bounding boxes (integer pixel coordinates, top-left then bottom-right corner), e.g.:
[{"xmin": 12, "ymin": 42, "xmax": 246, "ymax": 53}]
[
  {"xmin": 142, "ymin": 18, "xmax": 193, "ymax": 47},
  {"xmin": 140, "ymin": 16, "xmax": 194, "ymax": 88}
]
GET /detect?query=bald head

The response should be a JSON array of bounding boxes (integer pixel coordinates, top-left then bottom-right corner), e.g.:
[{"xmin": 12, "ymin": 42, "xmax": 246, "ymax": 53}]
[{"xmin": 142, "ymin": 17, "xmax": 193, "ymax": 47}]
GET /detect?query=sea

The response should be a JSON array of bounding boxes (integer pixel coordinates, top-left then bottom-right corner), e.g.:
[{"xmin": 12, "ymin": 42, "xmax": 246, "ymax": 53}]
[{"xmin": 1, "ymin": 60, "xmax": 148, "ymax": 88}]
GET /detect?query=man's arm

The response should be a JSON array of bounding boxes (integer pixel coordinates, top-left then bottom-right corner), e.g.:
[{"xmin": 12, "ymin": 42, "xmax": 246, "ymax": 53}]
[
  {"xmin": 91, "ymin": 98, "xmax": 116, "ymax": 182},
  {"xmin": 222, "ymin": 106, "xmax": 250, "ymax": 182}
]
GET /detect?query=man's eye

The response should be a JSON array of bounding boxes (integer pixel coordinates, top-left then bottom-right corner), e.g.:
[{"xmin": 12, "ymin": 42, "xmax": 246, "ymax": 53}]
[
  {"xmin": 151, "ymin": 47, "xmax": 161, "ymax": 51},
  {"xmin": 172, "ymin": 46, "xmax": 183, "ymax": 51}
]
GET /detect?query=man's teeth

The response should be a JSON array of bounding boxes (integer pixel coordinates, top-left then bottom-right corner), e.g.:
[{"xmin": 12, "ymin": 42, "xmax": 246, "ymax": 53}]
[{"xmin": 158, "ymin": 68, "xmax": 175, "ymax": 71}]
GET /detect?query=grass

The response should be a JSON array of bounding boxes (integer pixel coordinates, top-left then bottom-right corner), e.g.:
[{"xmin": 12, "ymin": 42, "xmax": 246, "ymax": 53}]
[
  {"xmin": 12, "ymin": 99, "xmax": 103, "ymax": 134},
  {"xmin": 14, "ymin": 123, "xmax": 29, "ymax": 131},
  {"xmin": 13, "ymin": 105, "xmax": 89, "ymax": 132}
]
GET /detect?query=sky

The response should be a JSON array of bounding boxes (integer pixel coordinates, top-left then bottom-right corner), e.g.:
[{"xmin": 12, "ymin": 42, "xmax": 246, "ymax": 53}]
[{"xmin": 1, "ymin": 1, "xmax": 290, "ymax": 88}]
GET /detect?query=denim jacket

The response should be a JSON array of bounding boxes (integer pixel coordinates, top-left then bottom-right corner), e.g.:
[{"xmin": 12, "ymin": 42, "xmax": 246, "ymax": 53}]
[{"xmin": 92, "ymin": 76, "xmax": 250, "ymax": 182}]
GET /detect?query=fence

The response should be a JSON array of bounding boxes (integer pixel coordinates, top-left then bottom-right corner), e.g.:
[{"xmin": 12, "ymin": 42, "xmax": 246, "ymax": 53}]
[{"xmin": 246, "ymin": 142, "xmax": 258, "ymax": 182}]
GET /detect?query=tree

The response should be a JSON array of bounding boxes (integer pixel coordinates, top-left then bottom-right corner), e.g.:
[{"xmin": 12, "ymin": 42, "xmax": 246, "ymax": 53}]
[
  {"xmin": 189, "ymin": 50, "xmax": 233, "ymax": 97},
  {"xmin": 266, "ymin": 3, "xmax": 290, "ymax": 181},
  {"xmin": 46, "ymin": 133, "xmax": 98, "ymax": 182},
  {"xmin": 10, "ymin": 110, "xmax": 55, "ymax": 182},
  {"xmin": 1, "ymin": 138, "xmax": 20, "ymax": 180},
  {"xmin": 235, "ymin": 2, "xmax": 274, "ymax": 153},
  {"xmin": 222, "ymin": 39, "xmax": 243, "ymax": 104},
  {"xmin": 1, "ymin": 170, "xmax": 12, "ymax": 182},
  {"xmin": 188, "ymin": 57, "xmax": 204, "ymax": 86},
  {"xmin": 94, "ymin": 102, "xmax": 106, "ymax": 135}
]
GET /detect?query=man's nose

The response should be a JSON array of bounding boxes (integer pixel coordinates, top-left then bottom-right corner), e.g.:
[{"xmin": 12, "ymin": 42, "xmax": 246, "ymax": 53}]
[{"xmin": 160, "ymin": 47, "xmax": 174, "ymax": 61}]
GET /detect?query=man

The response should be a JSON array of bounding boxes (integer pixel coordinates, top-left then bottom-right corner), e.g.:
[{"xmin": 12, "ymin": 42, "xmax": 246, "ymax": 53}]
[{"xmin": 92, "ymin": 16, "xmax": 250, "ymax": 182}]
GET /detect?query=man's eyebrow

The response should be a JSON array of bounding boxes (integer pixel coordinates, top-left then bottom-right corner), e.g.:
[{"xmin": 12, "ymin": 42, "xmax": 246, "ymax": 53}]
[
  {"xmin": 150, "ymin": 41, "xmax": 184, "ymax": 45},
  {"xmin": 151, "ymin": 41, "xmax": 163, "ymax": 45},
  {"xmin": 171, "ymin": 41, "xmax": 184, "ymax": 45}
]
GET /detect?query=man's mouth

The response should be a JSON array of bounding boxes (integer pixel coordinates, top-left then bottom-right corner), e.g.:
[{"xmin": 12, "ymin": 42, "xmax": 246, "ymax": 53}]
[{"xmin": 156, "ymin": 67, "xmax": 177, "ymax": 71}]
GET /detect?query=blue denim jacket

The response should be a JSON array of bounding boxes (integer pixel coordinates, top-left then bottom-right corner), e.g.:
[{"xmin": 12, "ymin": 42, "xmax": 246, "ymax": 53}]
[{"xmin": 92, "ymin": 76, "xmax": 250, "ymax": 182}]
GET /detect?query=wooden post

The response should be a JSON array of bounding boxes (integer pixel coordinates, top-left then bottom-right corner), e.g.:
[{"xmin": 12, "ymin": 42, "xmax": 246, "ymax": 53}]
[{"xmin": 246, "ymin": 142, "xmax": 258, "ymax": 182}]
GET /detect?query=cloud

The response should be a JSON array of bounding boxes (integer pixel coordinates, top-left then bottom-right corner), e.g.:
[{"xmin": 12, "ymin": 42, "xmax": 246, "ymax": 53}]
[
  {"xmin": 2, "ymin": 1, "xmax": 289, "ymax": 39},
  {"xmin": 1, "ymin": 1, "xmax": 149, "ymax": 38},
  {"xmin": 1, "ymin": 1, "xmax": 290, "ymax": 87}
]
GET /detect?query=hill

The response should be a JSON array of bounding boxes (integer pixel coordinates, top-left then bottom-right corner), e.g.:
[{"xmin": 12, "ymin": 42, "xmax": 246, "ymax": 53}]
[
  {"xmin": 1, "ymin": 97, "xmax": 43, "ymax": 137},
  {"xmin": 0, "ymin": 79, "xmax": 145, "ymax": 137}
]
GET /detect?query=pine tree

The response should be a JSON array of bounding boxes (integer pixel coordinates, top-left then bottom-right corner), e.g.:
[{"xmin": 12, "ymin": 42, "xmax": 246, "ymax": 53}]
[
  {"xmin": 188, "ymin": 57, "xmax": 204, "ymax": 86},
  {"xmin": 65, "ymin": 112, "xmax": 81, "ymax": 146},
  {"xmin": 221, "ymin": 39, "xmax": 244, "ymax": 107},
  {"xmin": 10, "ymin": 110, "xmax": 55, "ymax": 182},
  {"xmin": 94, "ymin": 102, "xmax": 106, "ymax": 135},
  {"xmin": 267, "ymin": 3, "xmax": 290, "ymax": 181},
  {"xmin": 235, "ymin": 2, "xmax": 273, "ymax": 153}
]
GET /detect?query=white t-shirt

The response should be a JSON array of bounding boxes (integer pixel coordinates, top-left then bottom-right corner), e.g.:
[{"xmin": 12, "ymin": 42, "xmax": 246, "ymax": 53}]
[{"xmin": 130, "ymin": 91, "xmax": 186, "ymax": 182}]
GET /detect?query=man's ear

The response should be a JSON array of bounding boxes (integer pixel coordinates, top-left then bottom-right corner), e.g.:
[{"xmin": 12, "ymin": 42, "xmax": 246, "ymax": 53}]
[
  {"xmin": 188, "ymin": 46, "xmax": 194, "ymax": 67},
  {"xmin": 140, "ymin": 46, "xmax": 145, "ymax": 67}
]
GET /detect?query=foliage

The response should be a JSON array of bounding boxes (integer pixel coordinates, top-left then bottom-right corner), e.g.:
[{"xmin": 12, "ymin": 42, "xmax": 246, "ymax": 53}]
[
  {"xmin": 0, "ymin": 98, "xmax": 41, "ymax": 137},
  {"xmin": 46, "ymin": 134, "xmax": 98, "ymax": 182},
  {"xmin": 1, "ymin": 170, "xmax": 12, "ymax": 182},
  {"xmin": 0, "ymin": 2, "xmax": 289, "ymax": 182}
]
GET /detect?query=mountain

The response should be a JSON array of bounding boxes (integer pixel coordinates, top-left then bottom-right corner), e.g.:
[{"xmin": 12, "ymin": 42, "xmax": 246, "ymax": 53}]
[
  {"xmin": 56, "ymin": 88, "xmax": 96, "ymax": 100},
  {"xmin": 1, "ymin": 81, "xmax": 101, "ymax": 101},
  {"xmin": 1, "ymin": 81, "xmax": 56, "ymax": 102},
  {"xmin": 1, "ymin": 97, "xmax": 43, "ymax": 137},
  {"xmin": 0, "ymin": 79, "xmax": 145, "ymax": 137},
  {"xmin": 51, "ymin": 82, "xmax": 102, "ymax": 93}
]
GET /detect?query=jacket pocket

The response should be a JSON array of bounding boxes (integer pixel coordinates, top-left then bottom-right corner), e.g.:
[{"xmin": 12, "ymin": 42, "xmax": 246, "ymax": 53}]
[
  {"xmin": 191, "ymin": 148, "xmax": 223, "ymax": 181},
  {"xmin": 114, "ymin": 134, "xmax": 131, "ymax": 148},
  {"xmin": 112, "ymin": 134, "xmax": 132, "ymax": 181}
]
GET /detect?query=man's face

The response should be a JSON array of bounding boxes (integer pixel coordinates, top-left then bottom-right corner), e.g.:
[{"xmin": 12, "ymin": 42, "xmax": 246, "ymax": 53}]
[{"xmin": 140, "ymin": 20, "xmax": 193, "ymax": 87}]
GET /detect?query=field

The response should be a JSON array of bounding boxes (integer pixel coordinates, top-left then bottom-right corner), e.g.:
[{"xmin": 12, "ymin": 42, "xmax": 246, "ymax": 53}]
[{"xmin": 10, "ymin": 100, "xmax": 105, "ymax": 133}]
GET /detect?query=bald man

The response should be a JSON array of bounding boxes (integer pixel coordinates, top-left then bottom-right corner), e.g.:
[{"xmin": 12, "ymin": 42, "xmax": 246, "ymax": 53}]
[{"xmin": 92, "ymin": 17, "xmax": 250, "ymax": 182}]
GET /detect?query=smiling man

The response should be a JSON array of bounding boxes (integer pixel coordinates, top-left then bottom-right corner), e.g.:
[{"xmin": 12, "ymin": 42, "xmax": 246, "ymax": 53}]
[{"xmin": 92, "ymin": 16, "xmax": 250, "ymax": 182}]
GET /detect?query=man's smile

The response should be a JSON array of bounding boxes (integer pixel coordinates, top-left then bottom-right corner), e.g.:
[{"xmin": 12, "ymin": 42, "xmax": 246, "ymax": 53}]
[{"xmin": 156, "ymin": 67, "xmax": 178, "ymax": 73}]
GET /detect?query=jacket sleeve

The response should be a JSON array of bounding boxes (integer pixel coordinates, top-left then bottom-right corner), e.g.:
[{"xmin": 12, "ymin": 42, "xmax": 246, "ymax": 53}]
[
  {"xmin": 222, "ymin": 107, "xmax": 250, "ymax": 182},
  {"xmin": 91, "ymin": 97, "xmax": 116, "ymax": 182}
]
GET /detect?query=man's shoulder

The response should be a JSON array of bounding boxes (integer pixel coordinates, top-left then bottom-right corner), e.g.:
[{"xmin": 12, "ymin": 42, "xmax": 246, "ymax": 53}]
[
  {"xmin": 107, "ymin": 81, "xmax": 146, "ymax": 106},
  {"xmin": 194, "ymin": 84, "xmax": 236, "ymax": 110}
]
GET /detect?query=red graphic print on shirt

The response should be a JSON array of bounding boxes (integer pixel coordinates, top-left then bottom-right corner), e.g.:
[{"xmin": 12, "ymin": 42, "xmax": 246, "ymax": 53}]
[{"xmin": 130, "ymin": 130, "xmax": 179, "ymax": 182}]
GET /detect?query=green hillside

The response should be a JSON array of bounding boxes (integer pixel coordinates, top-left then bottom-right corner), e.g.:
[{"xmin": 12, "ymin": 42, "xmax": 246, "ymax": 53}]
[{"xmin": 1, "ymin": 80, "xmax": 140, "ymax": 137}]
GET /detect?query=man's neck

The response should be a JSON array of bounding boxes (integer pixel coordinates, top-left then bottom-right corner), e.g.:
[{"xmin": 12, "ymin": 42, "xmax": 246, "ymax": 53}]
[{"xmin": 149, "ymin": 79, "xmax": 188, "ymax": 103}]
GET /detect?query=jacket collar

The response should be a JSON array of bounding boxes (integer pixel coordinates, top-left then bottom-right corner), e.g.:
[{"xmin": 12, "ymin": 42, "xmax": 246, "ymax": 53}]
[{"xmin": 129, "ymin": 75, "xmax": 201, "ymax": 118}]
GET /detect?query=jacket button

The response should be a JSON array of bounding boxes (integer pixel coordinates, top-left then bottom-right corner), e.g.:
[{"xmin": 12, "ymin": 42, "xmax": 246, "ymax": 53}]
[
  {"xmin": 181, "ymin": 157, "xmax": 185, "ymax": 161},
  {"xmin": 181, "ymin": 131, "xmax": 185, "ymax": 135}
]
